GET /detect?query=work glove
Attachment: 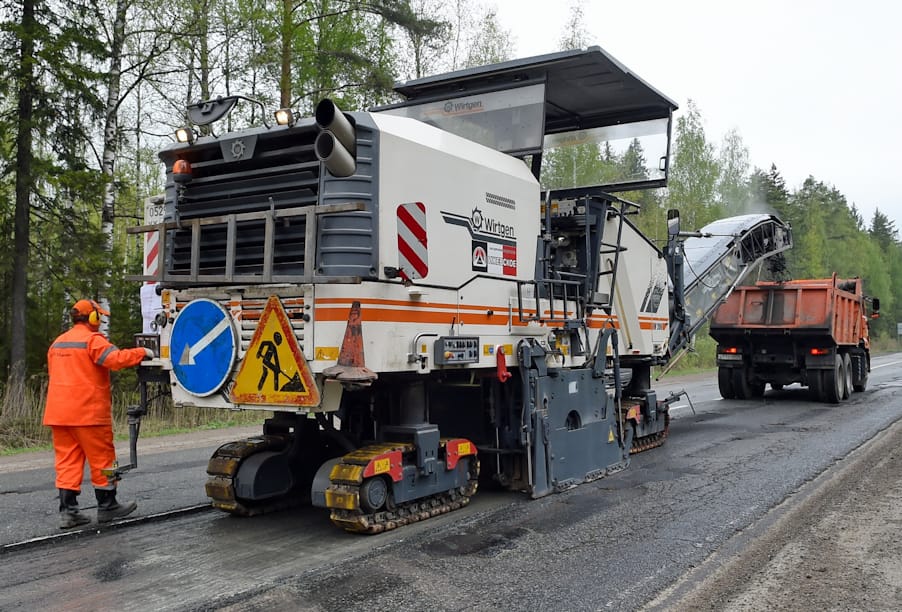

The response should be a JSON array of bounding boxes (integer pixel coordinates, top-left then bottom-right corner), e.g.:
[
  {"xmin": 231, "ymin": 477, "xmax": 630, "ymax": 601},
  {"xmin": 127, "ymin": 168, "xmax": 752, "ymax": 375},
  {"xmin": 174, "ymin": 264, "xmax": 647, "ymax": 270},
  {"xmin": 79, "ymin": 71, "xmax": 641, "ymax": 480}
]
[{"xmin": 143, "ymin": 347, "xmax": 155, "ymax": 360}]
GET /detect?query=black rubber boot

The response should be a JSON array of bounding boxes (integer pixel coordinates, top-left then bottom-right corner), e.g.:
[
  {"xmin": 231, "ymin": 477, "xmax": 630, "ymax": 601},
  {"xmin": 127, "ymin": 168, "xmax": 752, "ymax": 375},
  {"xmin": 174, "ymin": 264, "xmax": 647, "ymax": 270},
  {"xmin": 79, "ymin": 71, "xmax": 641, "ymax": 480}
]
[
  {"xmin": 95, "ymin": 488, "xmax": 137, "ymax": 523},
  {"xmin": 58, "ymin": 488, "xmax": 91, "ymax": 529}
]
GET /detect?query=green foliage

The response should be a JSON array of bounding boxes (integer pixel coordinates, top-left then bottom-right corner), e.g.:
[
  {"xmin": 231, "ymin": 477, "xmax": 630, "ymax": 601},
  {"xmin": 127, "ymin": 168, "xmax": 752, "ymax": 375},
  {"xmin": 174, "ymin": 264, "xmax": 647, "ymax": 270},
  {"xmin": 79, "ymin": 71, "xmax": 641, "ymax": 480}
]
[
  {"xmin": 666, "ymin": 332, "xmax": 717, "ymax": 374},
  {"xmin": 748, "ymin": 164, "xmax": 790, "ymax": 219},
  {"xmin": 667, "ymin": 100, "xmax": 721, "ymax": 228},
  {"xmin": 717, "ymin": 129, "xmax": 752, "ymax": 215},
  {"xmin": 233, "ymin": 0, "xmax": 444, "ymax": 113},
  {"xmin": 870, "ymin": 209, "xmax": 898, "ymax": 249},
  {"xmin": 1, "ymin": 0, "xmax": 901, "ymax": 395},
  {"xmin": 542, "ymin": 143, "xmax": 618, "ymax": 191}
]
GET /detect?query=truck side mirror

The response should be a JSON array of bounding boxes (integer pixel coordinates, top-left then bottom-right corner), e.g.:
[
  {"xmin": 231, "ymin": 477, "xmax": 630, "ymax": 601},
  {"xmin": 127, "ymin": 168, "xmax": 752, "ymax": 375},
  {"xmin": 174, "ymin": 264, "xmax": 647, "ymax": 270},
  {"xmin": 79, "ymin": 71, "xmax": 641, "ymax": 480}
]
[{"xmin": 872, "ymin": 298, "xmax": 880, "ymax": 312}]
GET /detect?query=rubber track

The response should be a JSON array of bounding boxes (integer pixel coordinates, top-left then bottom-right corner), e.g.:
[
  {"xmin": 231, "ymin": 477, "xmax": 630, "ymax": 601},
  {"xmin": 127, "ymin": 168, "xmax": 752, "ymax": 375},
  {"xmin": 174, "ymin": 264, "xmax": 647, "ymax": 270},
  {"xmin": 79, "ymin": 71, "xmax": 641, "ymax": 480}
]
[
  {"xmin": 629, "ymin": 411, "xmax": 671, "ymax": 455},
  {"xmin": 205, "ymin": 435, "xmax": 292, "ymax": 516},
  {"xmin": 329, "ymin": 451, "xmax": 480, "ymax": 535}
]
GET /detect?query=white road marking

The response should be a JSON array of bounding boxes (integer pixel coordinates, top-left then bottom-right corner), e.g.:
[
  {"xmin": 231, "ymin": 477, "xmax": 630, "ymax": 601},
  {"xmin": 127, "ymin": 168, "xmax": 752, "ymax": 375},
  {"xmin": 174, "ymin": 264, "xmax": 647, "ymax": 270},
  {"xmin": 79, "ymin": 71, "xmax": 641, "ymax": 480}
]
[{"xmin": 871, "ymin": 360, "xmax": 902, "ymax": 370}]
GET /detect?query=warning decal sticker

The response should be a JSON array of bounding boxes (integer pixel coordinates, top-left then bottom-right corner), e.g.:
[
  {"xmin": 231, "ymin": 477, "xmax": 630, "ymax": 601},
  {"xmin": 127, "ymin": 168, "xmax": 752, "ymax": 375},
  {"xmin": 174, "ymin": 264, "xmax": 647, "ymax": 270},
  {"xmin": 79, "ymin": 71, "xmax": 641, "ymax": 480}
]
[
  {"xmin": 441, "ymin": 205, "xmax": 517, "ymax": 277},
  {"xmin": 230, "ymin": 296, "xmax": 321, "ymax": 406},
  {"xmin": 472, "ymin": 241, "xmax": 516, "ymax": 275},
  {"xmin": 397, "ymin": 202, "xmax": 428, "ymax": 279}
]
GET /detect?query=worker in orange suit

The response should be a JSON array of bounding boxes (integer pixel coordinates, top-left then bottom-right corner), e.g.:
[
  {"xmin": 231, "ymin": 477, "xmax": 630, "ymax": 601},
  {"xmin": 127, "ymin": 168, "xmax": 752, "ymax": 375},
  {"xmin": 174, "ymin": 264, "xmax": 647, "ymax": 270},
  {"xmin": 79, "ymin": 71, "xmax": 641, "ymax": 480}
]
[{"xmin": 43, "ymin": 299, "xmax": 154, "ymax": 529}]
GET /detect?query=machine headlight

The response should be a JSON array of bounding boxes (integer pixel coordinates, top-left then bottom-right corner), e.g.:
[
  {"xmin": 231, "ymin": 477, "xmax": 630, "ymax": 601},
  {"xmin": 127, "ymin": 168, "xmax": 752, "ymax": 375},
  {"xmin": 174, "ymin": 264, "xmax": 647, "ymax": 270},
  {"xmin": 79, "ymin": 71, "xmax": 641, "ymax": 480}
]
[
  {"xmin": 274, "ymin": 108, "xmax": 295, "ymax": 126},
  {"xmin": 175, "ymin": 127, "xmax": 196, "ymax": 143}
]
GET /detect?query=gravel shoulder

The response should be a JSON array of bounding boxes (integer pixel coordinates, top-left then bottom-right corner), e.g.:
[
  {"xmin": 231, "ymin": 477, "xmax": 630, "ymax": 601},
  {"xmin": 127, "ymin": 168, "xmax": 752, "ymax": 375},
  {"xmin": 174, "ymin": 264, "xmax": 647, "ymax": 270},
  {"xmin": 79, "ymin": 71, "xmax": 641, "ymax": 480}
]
[{"xmin": 647, "ymin": 417, "xmax": 902, "ymax": 611}]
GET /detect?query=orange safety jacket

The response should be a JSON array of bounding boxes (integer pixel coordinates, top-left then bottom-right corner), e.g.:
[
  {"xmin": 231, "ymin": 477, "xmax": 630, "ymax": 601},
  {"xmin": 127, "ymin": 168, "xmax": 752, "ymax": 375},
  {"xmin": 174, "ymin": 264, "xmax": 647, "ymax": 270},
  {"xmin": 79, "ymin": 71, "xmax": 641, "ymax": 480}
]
[{"xmin": 43, "ymin": 323, "xmax": 147, "ymax": 427}]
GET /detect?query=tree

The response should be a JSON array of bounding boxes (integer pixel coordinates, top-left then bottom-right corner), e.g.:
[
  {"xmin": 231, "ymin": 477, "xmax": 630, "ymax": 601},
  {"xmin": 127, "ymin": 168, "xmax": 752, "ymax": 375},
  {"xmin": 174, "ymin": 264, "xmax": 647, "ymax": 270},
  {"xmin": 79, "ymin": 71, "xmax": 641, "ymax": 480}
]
[
  {"xmin": 789, "ymin": 182, "xmax": 828, "ymax": 278},
  {"xmin": 717, "ymin": 129, "xmax": 751, "ymax": 215},
  {"xmin": 666, "ymin": 100, "xmax": 720, "ymax": 229},
  {"xmin": 869, "ymin": 209, "xmax": 898, "ymax": 250},
  {"xmin": 558, "ymin": 0, "xmax": 590, "ymax": 51},
  {"xmin": 402, "ymin": 0, "xmax": 451, "ymax": 79},
  {"xmin": 462, "ymin": 7, "xmax": 510, "ymax": 67},
  {"xmin": 235, "ymin": 0, "xmax": 443, "ymax": 113},
  {"xmin": 2, "ymin": 0, "xmax": 109, "ymax": 385},
  {"xmin": 8, "ymin": 0, "xmax": 38, "ymax": 387}
]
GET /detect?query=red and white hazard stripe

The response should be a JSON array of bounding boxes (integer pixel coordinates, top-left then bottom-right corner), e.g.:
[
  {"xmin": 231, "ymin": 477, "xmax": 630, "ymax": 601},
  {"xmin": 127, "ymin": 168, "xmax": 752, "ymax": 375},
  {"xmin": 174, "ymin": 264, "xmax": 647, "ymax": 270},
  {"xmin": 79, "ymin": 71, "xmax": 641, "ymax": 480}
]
[
  {"xmin": 144, "ymin": 230, "xmax": 159, "ymax": 284},
  {"xmin": 397, "ymin": 202, "xmax": 428, "ymax": 279}
]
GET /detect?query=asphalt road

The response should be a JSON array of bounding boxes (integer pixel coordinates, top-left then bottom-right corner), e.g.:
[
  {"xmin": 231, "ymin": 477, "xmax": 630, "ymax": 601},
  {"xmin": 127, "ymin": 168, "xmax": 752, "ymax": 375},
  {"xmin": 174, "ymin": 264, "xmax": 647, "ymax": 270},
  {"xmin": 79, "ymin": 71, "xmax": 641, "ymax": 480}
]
[{"xmin": 1, "ymin": 354, "xmax": 901, "ymax": 611}]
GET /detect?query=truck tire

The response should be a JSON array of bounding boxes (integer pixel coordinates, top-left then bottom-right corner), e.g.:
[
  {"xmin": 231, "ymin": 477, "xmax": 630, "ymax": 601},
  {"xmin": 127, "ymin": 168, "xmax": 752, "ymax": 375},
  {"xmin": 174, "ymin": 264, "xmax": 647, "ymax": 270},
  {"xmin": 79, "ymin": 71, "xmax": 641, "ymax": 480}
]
[
  {"xmin": 807, "ymin": 370, "xmax": 824, "ymax": 401},
  {"xmin": 841, "ymin": 353, "xmax": 853, "ymax": 400},
  {"xmin": 852, "ymin": 352, "xmax": 868, "ymax": 392},
  {"xmin": 718, "ymin": 367, "xmax": 736, "ymax": 399},
  {"xmin": 733, "ymin": 368, "xmax": 753, "ymax": 400},
  {"xmin": 823, "ymin": 354, "xmax": 844, "ymax": 404}
]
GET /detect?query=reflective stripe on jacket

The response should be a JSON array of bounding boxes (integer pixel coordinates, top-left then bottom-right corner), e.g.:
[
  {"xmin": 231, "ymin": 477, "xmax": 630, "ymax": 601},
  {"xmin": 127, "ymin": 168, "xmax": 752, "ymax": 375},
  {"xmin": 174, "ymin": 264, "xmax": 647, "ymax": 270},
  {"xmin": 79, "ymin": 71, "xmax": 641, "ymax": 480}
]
[{"xmin": 43, "ymin": 322, "xmax": 147, "ymax": 426}]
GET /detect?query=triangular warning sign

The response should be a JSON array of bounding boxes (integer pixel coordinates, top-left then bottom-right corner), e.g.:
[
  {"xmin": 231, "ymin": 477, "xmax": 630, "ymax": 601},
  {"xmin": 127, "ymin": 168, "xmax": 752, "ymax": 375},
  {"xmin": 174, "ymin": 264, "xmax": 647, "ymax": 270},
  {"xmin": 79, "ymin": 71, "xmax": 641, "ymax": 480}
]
[{"xmin": 230, "ymin": 296, "xmax": 321, "ymax": 406}]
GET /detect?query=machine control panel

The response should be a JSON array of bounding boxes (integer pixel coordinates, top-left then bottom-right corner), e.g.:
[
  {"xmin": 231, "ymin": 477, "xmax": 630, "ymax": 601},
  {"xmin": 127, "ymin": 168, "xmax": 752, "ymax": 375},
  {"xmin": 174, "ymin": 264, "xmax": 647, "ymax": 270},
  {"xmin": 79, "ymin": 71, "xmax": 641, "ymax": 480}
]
[{"xmin": 433, "ymin": 336, "xmax": 480, "ymax": 365}]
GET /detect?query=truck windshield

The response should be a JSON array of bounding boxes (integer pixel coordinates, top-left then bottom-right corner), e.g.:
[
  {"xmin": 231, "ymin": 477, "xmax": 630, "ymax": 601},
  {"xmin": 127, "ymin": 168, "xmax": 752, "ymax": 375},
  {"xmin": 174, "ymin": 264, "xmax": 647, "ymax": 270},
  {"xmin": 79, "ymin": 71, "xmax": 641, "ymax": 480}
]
[{"xmin": 540, "ymin": 117, "xmax": 670, "ymax": 192}]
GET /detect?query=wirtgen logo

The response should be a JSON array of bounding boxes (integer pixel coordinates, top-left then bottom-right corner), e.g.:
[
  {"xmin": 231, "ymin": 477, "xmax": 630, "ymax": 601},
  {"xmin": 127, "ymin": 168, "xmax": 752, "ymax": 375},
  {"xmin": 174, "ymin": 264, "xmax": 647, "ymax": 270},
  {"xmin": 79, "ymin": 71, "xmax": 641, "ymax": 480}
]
[
  {"xmin": 472, "ymin": 207, "xmax": 515, "ymax": 239},
  {"xmin": 441, "ymin": 207, "xmax": 518, "ymax": 277},
  {"xmin": 443, "ymin": 99, "xmax": 484, "ymax": 114},
  {"xmin": 444, "ymin": 207, "xmax": 515, "ymax": 241}
]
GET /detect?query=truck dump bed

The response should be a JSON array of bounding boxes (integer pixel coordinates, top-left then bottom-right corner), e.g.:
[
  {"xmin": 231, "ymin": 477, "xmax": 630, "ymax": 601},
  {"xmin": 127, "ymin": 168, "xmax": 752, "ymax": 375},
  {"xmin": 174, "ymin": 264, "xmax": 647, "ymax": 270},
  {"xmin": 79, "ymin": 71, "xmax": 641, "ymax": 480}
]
[{"xmin": 710, "ymin": 277, "xmax": 865, "ymax": 346}]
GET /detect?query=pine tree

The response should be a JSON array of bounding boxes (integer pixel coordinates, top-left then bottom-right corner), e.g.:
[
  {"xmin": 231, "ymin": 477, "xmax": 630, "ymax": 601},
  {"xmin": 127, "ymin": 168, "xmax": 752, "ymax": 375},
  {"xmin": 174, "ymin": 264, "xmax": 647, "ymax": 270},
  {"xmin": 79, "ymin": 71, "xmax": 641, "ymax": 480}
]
[
  {"xmin": 869, "ymin": 209, "xmax": 898, "ymax": 250},
  {"xmin": 1, "ymin": 0, "xmax": 109, "ymax": 384}
]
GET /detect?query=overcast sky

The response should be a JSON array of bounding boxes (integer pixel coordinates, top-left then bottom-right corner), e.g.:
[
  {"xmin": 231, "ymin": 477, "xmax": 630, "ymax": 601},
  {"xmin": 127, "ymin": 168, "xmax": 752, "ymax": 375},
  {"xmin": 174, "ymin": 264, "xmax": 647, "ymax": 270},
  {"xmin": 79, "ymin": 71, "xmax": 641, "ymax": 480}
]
[{"xmin": 491, "ymin": 0, "xmax": 902, "ymax": 231}]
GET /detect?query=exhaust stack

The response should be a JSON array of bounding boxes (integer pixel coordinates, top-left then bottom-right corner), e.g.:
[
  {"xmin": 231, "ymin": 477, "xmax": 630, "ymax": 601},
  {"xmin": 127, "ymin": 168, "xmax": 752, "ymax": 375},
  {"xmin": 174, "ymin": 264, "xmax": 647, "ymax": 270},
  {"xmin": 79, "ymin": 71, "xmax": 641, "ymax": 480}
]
[{"xmin": 315, "ymin": 99, "xmax": 357, "ymax": 177}]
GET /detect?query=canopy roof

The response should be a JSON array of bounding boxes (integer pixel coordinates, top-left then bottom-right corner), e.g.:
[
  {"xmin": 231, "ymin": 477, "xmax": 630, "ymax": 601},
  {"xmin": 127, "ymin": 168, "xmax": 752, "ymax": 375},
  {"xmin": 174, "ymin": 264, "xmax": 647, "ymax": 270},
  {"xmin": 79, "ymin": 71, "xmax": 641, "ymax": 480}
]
[{"xmin": 387, "ymin": 46, "xmax": 678, "ymax": 135}]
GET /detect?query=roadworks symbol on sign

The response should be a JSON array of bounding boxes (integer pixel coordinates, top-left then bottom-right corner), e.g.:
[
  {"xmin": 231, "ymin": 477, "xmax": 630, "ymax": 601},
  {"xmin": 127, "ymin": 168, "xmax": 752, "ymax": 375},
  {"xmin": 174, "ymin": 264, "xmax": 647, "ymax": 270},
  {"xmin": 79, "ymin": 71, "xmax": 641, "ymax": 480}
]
[{"xmin": 230, "ymin": 296, "xmax": 321, "ymax": 407}]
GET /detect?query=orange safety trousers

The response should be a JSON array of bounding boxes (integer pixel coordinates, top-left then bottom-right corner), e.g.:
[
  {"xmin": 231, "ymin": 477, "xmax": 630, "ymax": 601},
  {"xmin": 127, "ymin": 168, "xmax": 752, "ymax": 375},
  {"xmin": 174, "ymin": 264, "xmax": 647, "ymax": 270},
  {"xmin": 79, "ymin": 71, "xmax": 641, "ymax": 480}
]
[{"xmin": 51, "ymin": 425, "xmax": 117, "ymax": 491}]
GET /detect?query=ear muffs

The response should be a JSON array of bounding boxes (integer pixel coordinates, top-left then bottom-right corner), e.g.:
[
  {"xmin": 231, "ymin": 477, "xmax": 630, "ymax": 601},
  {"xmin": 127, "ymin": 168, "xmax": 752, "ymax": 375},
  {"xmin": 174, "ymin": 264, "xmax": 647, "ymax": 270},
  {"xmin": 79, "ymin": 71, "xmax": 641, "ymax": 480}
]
[{"xmin": 87, "ymin": 300, "xmax": 102, "ymax": 326}]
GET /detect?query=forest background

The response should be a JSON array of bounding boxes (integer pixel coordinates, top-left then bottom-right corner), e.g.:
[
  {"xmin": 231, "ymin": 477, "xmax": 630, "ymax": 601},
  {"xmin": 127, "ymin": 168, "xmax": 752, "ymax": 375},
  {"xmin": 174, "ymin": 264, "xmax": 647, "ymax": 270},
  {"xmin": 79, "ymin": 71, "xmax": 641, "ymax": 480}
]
[{"xmin": 1, "ymin": 0, "xmax": 900, "ymax": 448}]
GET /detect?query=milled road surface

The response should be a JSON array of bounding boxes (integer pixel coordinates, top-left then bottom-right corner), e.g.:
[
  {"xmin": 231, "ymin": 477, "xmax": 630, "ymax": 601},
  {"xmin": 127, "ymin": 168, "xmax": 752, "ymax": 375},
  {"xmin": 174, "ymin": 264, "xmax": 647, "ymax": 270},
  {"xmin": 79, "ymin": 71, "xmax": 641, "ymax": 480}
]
[{"xmin": 1, "ymin": 355, "xmax": 900, "ymax": 611}]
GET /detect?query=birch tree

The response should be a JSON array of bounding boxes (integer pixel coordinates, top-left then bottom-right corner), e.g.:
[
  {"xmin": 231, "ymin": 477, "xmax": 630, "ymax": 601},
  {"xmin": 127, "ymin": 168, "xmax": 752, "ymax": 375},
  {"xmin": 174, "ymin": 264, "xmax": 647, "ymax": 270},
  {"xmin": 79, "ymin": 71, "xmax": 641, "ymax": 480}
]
[{"xmin": 667, "ymin": 100, "xmax": 720, "ymax": 229}]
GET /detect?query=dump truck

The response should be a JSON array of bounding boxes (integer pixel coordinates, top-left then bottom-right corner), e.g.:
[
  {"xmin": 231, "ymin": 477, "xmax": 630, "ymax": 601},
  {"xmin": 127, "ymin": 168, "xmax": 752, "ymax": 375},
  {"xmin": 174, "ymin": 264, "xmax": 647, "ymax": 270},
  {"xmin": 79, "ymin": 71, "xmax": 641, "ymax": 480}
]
[
  {"xmin": 128, "ymin": 47, "xmax": 791, "ymax": 533},
  {"xmin": 710, "ymin": 275, "xmax": 879, "ymax": 403}
]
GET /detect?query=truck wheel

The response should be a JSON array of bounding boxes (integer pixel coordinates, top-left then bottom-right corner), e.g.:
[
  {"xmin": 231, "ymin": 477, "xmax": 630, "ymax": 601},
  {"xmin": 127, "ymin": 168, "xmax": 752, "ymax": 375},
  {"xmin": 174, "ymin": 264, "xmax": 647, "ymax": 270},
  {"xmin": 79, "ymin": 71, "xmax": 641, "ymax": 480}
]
[
  {"xmin": 853, "ymin": 370, "xmax": 868, "ymax": 392},
  {"xmin": 718, "ymin": 367, "xmax": 736, "ymax": 399},
  {"xmin": 733, "ymin": 368, "xmax": 753, "ymax": 400},
  {"xmin": 852, "ymin": 353, "xmax": 868, "ymax": 392},
  {"xmin": 841, "ymin": 353, "xmax": 853, "ymax": 400},
  {"xmin": 823, "ymin": 354, "xmax": 844, "ymax": 404},
  {"xmin": 808, "ymin": 370, "xmax": 824, "ymax": 401}
]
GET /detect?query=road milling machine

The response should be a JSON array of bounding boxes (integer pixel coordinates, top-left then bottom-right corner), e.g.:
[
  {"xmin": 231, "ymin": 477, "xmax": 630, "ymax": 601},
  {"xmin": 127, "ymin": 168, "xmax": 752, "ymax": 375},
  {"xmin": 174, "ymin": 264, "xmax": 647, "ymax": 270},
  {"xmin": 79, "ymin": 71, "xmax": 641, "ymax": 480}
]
[{"xmin": 130, "ymin": 47, "xmax": 791, "ymax": 533}]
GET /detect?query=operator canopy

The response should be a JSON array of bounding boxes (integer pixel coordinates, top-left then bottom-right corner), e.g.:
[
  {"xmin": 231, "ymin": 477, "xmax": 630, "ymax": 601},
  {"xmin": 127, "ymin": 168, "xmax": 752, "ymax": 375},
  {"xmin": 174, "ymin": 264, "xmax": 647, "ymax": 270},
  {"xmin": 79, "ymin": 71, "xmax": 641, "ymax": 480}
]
[{"xmin": 375, "ymin": 46, "xmax": 679, "ymax": 192}]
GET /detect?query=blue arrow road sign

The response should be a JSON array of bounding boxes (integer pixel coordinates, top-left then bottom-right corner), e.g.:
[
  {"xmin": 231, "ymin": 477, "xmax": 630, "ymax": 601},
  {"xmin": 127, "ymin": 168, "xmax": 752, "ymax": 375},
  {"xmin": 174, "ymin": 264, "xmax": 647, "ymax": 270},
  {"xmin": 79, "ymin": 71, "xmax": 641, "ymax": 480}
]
[{"xmin": 170, "ymin": 298, "xmax": 237, "ymax": 397}]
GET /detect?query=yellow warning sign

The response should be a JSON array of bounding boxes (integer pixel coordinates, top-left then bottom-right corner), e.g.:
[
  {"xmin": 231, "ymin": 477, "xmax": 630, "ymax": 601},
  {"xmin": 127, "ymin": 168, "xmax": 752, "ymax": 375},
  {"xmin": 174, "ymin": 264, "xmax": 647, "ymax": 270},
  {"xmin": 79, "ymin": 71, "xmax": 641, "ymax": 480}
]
[{"xmin": 230, "ymin": 296, "xmax": 321, "ymax": 406}]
